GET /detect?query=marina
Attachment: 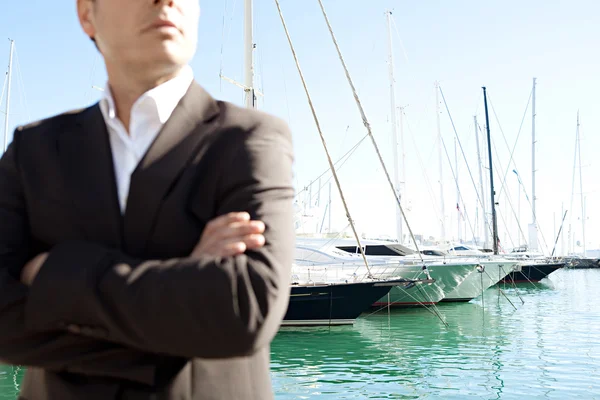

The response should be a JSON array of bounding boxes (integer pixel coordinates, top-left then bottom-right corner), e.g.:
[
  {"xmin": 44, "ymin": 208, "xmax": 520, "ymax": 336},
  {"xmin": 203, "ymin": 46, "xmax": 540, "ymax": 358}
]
[{"xmin": 1, "ymin": 0, "xmax": 600, "ymax": 399}]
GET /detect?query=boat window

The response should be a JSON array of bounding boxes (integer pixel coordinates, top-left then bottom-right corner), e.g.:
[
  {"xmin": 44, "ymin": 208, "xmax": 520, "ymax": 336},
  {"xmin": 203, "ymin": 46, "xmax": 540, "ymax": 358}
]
[
  {"xmin": 363, "ymin": 245, "xmax": 401, "ymax": 256},
  {"xmin": 337, "ymin": 245, "xmax": 400, "ymax": 256},
  {"xmin": 337, "ymin": 246, "xmax": 360, "ymax": 254},
  {"xmin": 452, "ymin": 246, "xmax": 469, "ymax": 251}
]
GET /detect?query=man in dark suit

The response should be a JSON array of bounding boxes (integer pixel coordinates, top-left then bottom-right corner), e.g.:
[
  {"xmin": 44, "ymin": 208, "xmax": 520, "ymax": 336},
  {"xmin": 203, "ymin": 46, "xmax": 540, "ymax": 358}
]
[{"xmin": 0, "ymin": 0, "xmax": 295, "ymax": 399}]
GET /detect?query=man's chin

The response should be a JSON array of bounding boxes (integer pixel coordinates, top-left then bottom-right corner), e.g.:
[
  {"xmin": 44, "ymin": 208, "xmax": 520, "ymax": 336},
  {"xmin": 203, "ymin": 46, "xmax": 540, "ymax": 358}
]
[
  {"xmin": 146, "ymin": 42, "xmax": 193, "ymax": 65},
  {"xmin": 135, "ymin": 53, "xmax": 190, "ymax": 70}
]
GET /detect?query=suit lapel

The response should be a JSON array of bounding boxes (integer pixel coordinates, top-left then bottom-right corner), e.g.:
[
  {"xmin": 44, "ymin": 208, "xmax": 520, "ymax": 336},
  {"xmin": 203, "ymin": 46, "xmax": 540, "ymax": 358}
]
[
  {"xmin": 123, "ymin": 82, "xmax": 221, "ymax": 256},
  {"xmin": 59, "ymin": 105, "xmax": 123, "ymax": 248}
]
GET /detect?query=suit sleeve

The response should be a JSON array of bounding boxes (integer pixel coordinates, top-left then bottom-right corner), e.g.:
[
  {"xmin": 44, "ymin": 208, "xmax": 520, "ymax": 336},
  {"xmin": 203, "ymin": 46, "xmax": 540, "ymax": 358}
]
[
  {"xmin": 24, "ymin": 120, "xmax": 295, "ymax": 359},
  {"xmin": 0, "ymin": 135, "xmax": 177, "ymax": 386}
]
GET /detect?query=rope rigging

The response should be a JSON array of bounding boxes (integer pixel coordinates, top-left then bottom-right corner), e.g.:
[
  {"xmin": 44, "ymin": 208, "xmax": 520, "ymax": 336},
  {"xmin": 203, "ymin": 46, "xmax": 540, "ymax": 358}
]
[
  {"xmin": 273, "ymin": 1, "xmax": 456, "ymax": 326},
  {"xmin": 219, "ymin": 0, "xmax": 240, "ymax": 93},
  {"xmin": 273, "ymin": 0, "xmax": 374, "ymax": 278},
  {"xmin": 494, "ymin": 89, "xmax": 533, "ymax": 199},
  {"xmin": 438, "ymin": 125, "xmax": 479, "ymax": 245},
  {"xmin": 403, "ymin": 108, "xmax": 444, "ymax": 229},
  {"xmin": 312, "ymin": 1, "xmax": 458, "ymax": 326},
  {"xmin": 314, "ymin": 0, "xmax": 424, "ymax": 262},
  {"xmin": 441, "ymin": 84, "xmax": 551, "ymax": 254},
  {"xmin": 487, "ymin": 123, "xmax": 526, "ymax": 249},
  {"xmin": 438, "ymin": 86, "xmax": 489, "ymax": 218},
  {"xmin": 295, "ymin": 132, "xmax": 370, "ymax": 201},
  {"xmin": 487, "ymin": 94, "xmax": 551, "ymax": 255}
]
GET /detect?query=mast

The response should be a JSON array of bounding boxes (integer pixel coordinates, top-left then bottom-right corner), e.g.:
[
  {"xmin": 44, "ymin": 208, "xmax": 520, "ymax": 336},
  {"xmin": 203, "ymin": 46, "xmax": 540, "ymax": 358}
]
[
  {"xmin": 583, "ymin": 196, "xmax": 587, "ymax": 255},
  {"xmin": 561, "ymin": 202, "xmax": 565, "ymax": 256},
  {"xmin": 529, "ymin": 77, "xmax": 538, "ymax": 250},
  {"xmin": 328, "ymin": 181, "xmax": 332, "ymax": 233},
  {"xmin": 317, "ymin": 177, "xmax": 321, "ymax": 207},
  {"xmin": 517, "ymin": 175, "xmax": 521, "ymax": 247},
  {"xmin": 436, "ymin": 82, "xmax": 446, "ymax": 241},
  {"xmin": 385, "ymin": 10, "xmax": 403, "ymax": 244},
  {"xmin": 399, "ymin": 106, "xmax": 406, "ymax": 194},
  {"xmin": 455, "ymin": 137, "xmax": 460, "ymax": 242},
  {"xmin": 4, "ymin": 39, "xmax": 15, "ymax": 152},
  {"xmin": 576, "ymin": 112, "xmax": 586, "ymax": 255},
  {"xmin": 474, "ymin": 116, "xmax": 488, "ymax": 248},
  {"xmin": 568, "ymin": 223, "xmax": 572, "ymax": 254},
  {"xmin": 244, "ymin": 0, "xmax": 256, "ymax": 109},
  {"xmin": 482, "ymin": 87, "xmax": 499, "ymax": 254}
]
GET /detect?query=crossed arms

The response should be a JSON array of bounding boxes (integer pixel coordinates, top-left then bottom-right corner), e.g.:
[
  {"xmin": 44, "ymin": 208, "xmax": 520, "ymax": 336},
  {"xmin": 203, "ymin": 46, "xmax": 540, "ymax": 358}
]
[{"xmin": 0, "ymin": 122, "xmax": 294, "ymax": 385}]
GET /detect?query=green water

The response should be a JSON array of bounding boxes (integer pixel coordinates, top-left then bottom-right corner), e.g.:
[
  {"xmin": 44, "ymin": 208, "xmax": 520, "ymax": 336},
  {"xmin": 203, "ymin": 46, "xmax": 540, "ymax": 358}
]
[
  {"xmin": 271, "ymin": 268, "xmax": 600, "ymax": 399},
  {"xmin": 2, "ymin": 269, "xmax": 600, "ymax": 399}
]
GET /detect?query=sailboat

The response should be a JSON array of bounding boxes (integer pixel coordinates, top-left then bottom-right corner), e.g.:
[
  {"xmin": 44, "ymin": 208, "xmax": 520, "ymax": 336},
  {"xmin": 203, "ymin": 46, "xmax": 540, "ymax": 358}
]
[
  {"xmin": 368, "ymin": 77, "xmax": 522, "ymax": 302},
  {"xmin": 286, "ymin": 9, "xmax": 482, "ymax": 309},
  {"xmin": 232, "ymin": 1, "xmax": 425, "ymax": 325},
  {"xmin": 295, "ymin": 237, "xmax": 477, "ymax": 306},
  {"xmin": 479, "ymin": 80, "xmax": 565, "ymax": 283},
  {"xmin": 412, "ymin": 84, "xmax": 522, "ymax": 301},
  {"xmin": 563, "ymin": 112, "xmax": 600, "ymax": 269},
  {"xmin": 284, "ymin": 277, "xmax": 424, "ymax": 326}
]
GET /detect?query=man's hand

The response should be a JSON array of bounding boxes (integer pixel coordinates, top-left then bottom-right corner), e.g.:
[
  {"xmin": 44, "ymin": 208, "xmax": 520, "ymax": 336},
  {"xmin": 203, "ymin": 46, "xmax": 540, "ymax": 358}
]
[
  {"xmin": 191, "ymin": 212, "xmax": 266, "ymax": 258},
  {"xmin": 21, "ymin": 252, "xmax": 49, "ymax": 286}
]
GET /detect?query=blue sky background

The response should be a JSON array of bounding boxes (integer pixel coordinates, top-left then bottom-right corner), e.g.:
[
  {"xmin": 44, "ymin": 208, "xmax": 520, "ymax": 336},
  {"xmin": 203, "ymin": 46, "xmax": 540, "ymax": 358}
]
[{"xmin": 1, "ymin": 0, "xmax": 598, "ymax": 255}]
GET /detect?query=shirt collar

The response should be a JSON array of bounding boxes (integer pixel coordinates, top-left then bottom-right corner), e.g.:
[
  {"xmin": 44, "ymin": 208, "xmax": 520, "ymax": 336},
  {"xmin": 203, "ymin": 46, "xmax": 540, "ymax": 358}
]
[{"xmin": 100, "ymin": 65, "xmax": 194, "ymax": 128}]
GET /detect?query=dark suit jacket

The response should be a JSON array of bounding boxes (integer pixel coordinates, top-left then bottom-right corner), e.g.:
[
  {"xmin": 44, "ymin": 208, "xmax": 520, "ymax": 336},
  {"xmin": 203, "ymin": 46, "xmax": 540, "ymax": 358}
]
[{"xmin": 0, "ymin": 82, "xmax": 295, "ymax": 399}]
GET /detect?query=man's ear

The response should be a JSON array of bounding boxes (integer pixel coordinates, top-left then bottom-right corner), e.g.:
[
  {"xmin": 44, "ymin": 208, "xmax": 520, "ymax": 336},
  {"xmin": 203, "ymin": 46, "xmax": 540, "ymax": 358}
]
[{"xmin": 77, "ymin": 0, "xmax": 97, "ymax": 43}]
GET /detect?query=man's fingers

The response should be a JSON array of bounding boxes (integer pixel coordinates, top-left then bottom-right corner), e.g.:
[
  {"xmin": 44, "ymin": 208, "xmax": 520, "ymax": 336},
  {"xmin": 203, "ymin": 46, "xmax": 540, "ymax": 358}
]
[
  {"xmin": 204, "ymin": 212, "xmax": 250, "ymax": 234},
  {"xmin": 218, "ymin": 235, "xmax": 264, "ymax": 256},
  {"xmin": 217, "ymin": 234, "xmax": 265, "ymax": 256},
  {"xmin": 213, "ymin": 220, "xmax": 265, "ymax": 241},
  {"xmin": 219, "ymin": 241, "xmax": 248, "ymax": 257},
  {"xmin": 192, "ymin": 213, "xmax": 266, "ymax": 258},
  {"xmin": 243, "ymin": 234, "xmax": 265, "ymax": 249},
  {"xmin": 192, "ymin": 234, "xmax": 266, "ymax": 258}
]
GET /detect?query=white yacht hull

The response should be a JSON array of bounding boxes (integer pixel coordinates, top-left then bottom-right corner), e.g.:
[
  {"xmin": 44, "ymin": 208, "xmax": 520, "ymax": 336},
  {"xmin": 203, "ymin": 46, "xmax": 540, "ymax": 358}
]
[
  {"xmin": 371, "ymin": 262, "xmax": 477, "ymax": 306},
  {"xmin": 441, "ymin": 259, "xmax": 521, "ymax": 301}
]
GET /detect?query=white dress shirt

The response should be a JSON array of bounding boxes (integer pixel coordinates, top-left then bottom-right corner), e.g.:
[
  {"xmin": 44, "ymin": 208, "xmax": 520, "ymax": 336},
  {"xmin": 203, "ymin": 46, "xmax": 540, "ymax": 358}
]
[{"xmin": 99, "ymin": 66, "xmax": 194, "ymax": 213}]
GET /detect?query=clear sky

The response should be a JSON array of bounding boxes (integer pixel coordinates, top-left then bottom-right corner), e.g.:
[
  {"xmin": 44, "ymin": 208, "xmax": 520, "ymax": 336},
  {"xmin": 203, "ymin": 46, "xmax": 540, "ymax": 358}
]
[{"xmin": 1, "ymin": 0, "xmax": 599, "ymax": 255}]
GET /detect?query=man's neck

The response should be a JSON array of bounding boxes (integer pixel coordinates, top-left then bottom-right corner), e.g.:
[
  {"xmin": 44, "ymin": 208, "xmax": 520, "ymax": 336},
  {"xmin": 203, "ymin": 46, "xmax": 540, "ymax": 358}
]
[{"xmin": 106, "ymin": 63, "xmax": 183, "ymax": 133}]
